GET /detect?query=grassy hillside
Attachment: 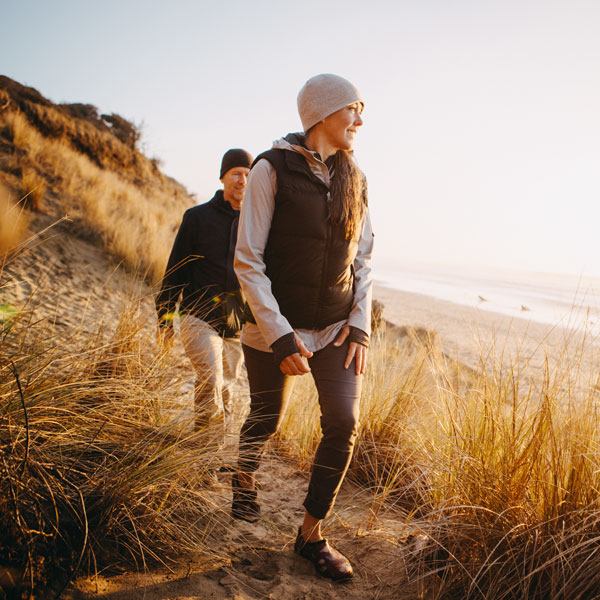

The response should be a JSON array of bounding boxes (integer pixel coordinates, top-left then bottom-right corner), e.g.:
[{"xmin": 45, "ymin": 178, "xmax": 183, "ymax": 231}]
[
  {"xmin": 0, "ymin": 75, "xmax": 194, "ymax": 283},
  {"xmin": 0, "ymin": 77, "xmax": 211, "ymax": 598}
]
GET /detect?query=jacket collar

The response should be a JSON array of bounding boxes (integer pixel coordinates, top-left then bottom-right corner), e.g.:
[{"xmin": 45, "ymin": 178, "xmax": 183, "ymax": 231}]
[
  {"xmin": 209, "ymin": 189, "xmax": 238, "ymax": 214},
  {"xmin": 272, "ymin": 133, "xmax": 331, "ymax": 188}
]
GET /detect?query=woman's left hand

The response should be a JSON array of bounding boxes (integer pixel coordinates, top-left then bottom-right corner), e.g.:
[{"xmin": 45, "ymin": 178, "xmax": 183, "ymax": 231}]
[{"xmin": 333, "ymin": 325, "xmax": 368, "ymax": 376}]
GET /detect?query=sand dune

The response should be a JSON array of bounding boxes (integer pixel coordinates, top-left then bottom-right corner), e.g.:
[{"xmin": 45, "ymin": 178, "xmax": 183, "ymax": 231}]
[{"xmin": 5, "ymin": 222, "xmax": 598, "ymax": 598}]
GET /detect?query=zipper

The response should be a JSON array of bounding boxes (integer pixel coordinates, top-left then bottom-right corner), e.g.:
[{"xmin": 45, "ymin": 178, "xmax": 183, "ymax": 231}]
[{"xmin": 314, "ymin": 190, "xmax": 332, "ymax": 328}]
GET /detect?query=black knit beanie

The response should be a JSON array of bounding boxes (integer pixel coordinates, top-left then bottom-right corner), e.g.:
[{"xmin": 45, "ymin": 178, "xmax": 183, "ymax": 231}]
[{"xmin": 220, "ymin": 148, "xmax": 253, "ymax": 179}]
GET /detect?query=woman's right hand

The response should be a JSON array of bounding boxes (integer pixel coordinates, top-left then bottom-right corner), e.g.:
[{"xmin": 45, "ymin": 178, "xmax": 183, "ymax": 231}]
[{"xmin": 279, "ymin": 334, "xmax": 313, "ymax": 375}]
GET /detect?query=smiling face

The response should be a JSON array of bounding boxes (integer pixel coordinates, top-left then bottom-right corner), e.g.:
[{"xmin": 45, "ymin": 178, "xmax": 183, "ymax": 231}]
[
  {"xmin": 320, "ymin": 102, "xmax": 364, "ymax": 152},
  {"xmin": 221, "ymin": 166, "xmax": 250, "ymax": 210}
]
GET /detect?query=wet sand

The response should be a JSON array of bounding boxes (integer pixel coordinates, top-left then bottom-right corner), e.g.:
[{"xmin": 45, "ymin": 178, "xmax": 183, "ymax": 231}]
[{"xmin": 374, "ymin": 283, "xmax": 599, "ymax": 390}]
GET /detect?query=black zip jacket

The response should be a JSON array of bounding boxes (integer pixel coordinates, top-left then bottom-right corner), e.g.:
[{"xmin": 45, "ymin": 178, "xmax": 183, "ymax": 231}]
[{"xmin": 155, "ymin": 190, "xmax": 246, "ymax": 337}]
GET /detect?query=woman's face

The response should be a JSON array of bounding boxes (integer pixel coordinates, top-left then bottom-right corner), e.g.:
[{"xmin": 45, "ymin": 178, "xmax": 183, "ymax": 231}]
[{"xmin": 320, "ymin": 102, "xmax": 364, "ymax": 151}]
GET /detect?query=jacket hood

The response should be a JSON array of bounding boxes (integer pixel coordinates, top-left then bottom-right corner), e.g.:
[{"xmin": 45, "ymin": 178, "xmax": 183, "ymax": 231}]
[
  {"xmin": 271, "ymin": 132, "xmax": 331, "ymax": 187},
  {"xmin": 271, "ymin": 132, "xmax": 307, "ymax": 154}
]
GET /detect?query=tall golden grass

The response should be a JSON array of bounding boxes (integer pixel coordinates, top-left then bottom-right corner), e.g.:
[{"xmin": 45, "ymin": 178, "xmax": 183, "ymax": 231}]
[
  {"xmin": 0, "ymin": 250, "xmax": 225, "ymax": 598},
  {"xmin": 2, "ymin": 110, "xmax": 191, "ymax": 284},
  {"xmin": 4, "ymin": 225, "xmax": 600, "ymax": 599},
  {"xmin": 19, "ymin": 169, "xmax": 46, "ymax": 212},
  {"xmin": 0, "ymin": 78, "xmax": 194, "ymax": 284},
  {"xmin": 276, "ymin": 324, "xmax": 600, "ymax": 599},
  {"xmin": 0, "ymin": 189, "xmax": 29, "ymax": 257}
]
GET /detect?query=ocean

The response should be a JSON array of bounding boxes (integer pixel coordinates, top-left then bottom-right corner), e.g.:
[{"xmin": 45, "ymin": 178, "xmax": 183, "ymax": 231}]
[{"xmin": 373, "ymin": 259, "xmax": 600, "ymax": 338}]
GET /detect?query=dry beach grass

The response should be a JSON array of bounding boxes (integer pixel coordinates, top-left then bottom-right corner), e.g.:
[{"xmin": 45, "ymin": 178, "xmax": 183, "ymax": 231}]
[
  {"xmin": 0, "ymin": 76, "xmax": 193, "ymax": 284},
  {"xmin": 277, "ymin": 306, "xmax": 600, "ymax": 599},
  {"xmin": 4, "ymin": 240, "xmax": 600, "ymax": 599},
  {"xmin": 0, "ymin": 235, "xmax": 225, "ymax": 598}
]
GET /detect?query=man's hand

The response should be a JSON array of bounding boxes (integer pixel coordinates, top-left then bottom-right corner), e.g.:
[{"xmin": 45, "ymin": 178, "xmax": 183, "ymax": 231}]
[
  {"xmin": 156, "ymin": 326, "xmax": 174, "ymax": 348},
  {"xmin": 333, "ymin": 325, "xmax": 368, "ymax": 375},
  {"xmin": 280, "ymin": 334, "xmax": 313, "ymax": 376}
]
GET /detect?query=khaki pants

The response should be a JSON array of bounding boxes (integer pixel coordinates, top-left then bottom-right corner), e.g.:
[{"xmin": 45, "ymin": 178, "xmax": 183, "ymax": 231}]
[{"xmin": 180, "ymin": 315, "xmax": 244, "ymax": 448}]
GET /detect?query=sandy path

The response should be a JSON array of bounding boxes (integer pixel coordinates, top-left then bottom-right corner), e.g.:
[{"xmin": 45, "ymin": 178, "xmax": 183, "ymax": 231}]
[{"xmin": 70, "ymin": 459, "xmax": 417, "ymax": 600}]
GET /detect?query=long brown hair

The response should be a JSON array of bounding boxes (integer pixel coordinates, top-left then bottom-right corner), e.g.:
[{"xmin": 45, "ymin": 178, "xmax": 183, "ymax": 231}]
[{"xmin": 329, "ymin": 150, "xmax": 367, "ymax": 241}]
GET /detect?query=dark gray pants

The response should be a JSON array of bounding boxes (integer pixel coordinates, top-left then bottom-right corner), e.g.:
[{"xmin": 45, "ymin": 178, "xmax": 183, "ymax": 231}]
[{"xmin": 238, "ymin": 338, "xmax": 362, "ymax": 520}]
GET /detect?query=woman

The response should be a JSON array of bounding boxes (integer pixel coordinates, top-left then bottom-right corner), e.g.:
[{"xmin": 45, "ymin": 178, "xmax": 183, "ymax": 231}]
[{"xmin": 233, "ymin": 73, "xmax": 373, "ymax": 582}]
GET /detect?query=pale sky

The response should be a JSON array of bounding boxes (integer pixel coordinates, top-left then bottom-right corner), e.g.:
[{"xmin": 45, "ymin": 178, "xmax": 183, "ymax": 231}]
[{"xmin": 4, "ymin": 0, "xmax": 599, "ymax": 276}]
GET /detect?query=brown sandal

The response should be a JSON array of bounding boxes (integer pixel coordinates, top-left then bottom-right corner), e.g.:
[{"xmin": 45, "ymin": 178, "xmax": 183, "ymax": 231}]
[{"xmin": 294, "ymin": 528, "xmax": 353, "ymax": 582}]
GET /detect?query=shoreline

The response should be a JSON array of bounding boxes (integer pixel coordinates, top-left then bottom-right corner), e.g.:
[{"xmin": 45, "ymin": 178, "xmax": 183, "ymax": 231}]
[
  {"xmin": 372, "ymin": 267, "xmax": 600, "ymax": 336},
  {"xmin": 373, "ymin": 283, "xmax": 598, "ymax": 386}
]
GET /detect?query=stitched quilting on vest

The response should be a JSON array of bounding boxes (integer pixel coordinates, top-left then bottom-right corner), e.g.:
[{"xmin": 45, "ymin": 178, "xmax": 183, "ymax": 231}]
[{"xmin": 255, "ymin": 148, "xmax": 358, "ymax": 329}]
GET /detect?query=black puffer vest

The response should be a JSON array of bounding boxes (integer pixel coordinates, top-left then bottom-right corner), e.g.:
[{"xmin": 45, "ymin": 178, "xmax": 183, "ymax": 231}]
[{"xmin": 254, "ymin": 147, "xmax": 360, "ymax": 329}]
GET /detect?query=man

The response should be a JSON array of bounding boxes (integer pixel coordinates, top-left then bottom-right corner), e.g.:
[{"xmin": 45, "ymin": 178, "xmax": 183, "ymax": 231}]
[{"xmin": 156, "ymin": 148, "xmax": 253, "ymax": 454}]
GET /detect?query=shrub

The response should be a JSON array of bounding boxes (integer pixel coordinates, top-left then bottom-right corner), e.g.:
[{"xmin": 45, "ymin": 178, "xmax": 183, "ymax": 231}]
[{"xmin": 2, "ymin": 108, "xmax": 191, "ymax": 284}]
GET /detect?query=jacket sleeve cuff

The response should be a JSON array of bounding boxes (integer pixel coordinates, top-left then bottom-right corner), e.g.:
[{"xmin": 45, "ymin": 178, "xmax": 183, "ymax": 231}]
[
  {"xmin": 348, "ymin": 326, "xmax": 369, "ymax": 349},
  {"xmin": 270, "ymin": 332, "xmax": 299, "ymax": 365}
]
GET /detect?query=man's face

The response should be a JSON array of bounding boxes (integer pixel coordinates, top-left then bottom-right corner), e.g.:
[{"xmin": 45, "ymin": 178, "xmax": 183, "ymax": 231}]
[{"xmin": 221, "ymin": 166, "xmax": 250, "ymax": 209}]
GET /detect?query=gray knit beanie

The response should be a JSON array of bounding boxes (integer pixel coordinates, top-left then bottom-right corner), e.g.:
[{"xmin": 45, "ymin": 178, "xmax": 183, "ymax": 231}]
[{"xmin": 297, "ymin": 74, "xmax": 363, "ymax": 133}]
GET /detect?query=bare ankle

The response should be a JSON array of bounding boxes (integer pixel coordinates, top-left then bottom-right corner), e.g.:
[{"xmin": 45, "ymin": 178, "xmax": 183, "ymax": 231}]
[
  {"xmin": 301, "ymin": 513, "xmax": 323, "ymax": 543},
  {"xmin": 301, "ymin": 528, "xmax": 323, "ymax": 543}
]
